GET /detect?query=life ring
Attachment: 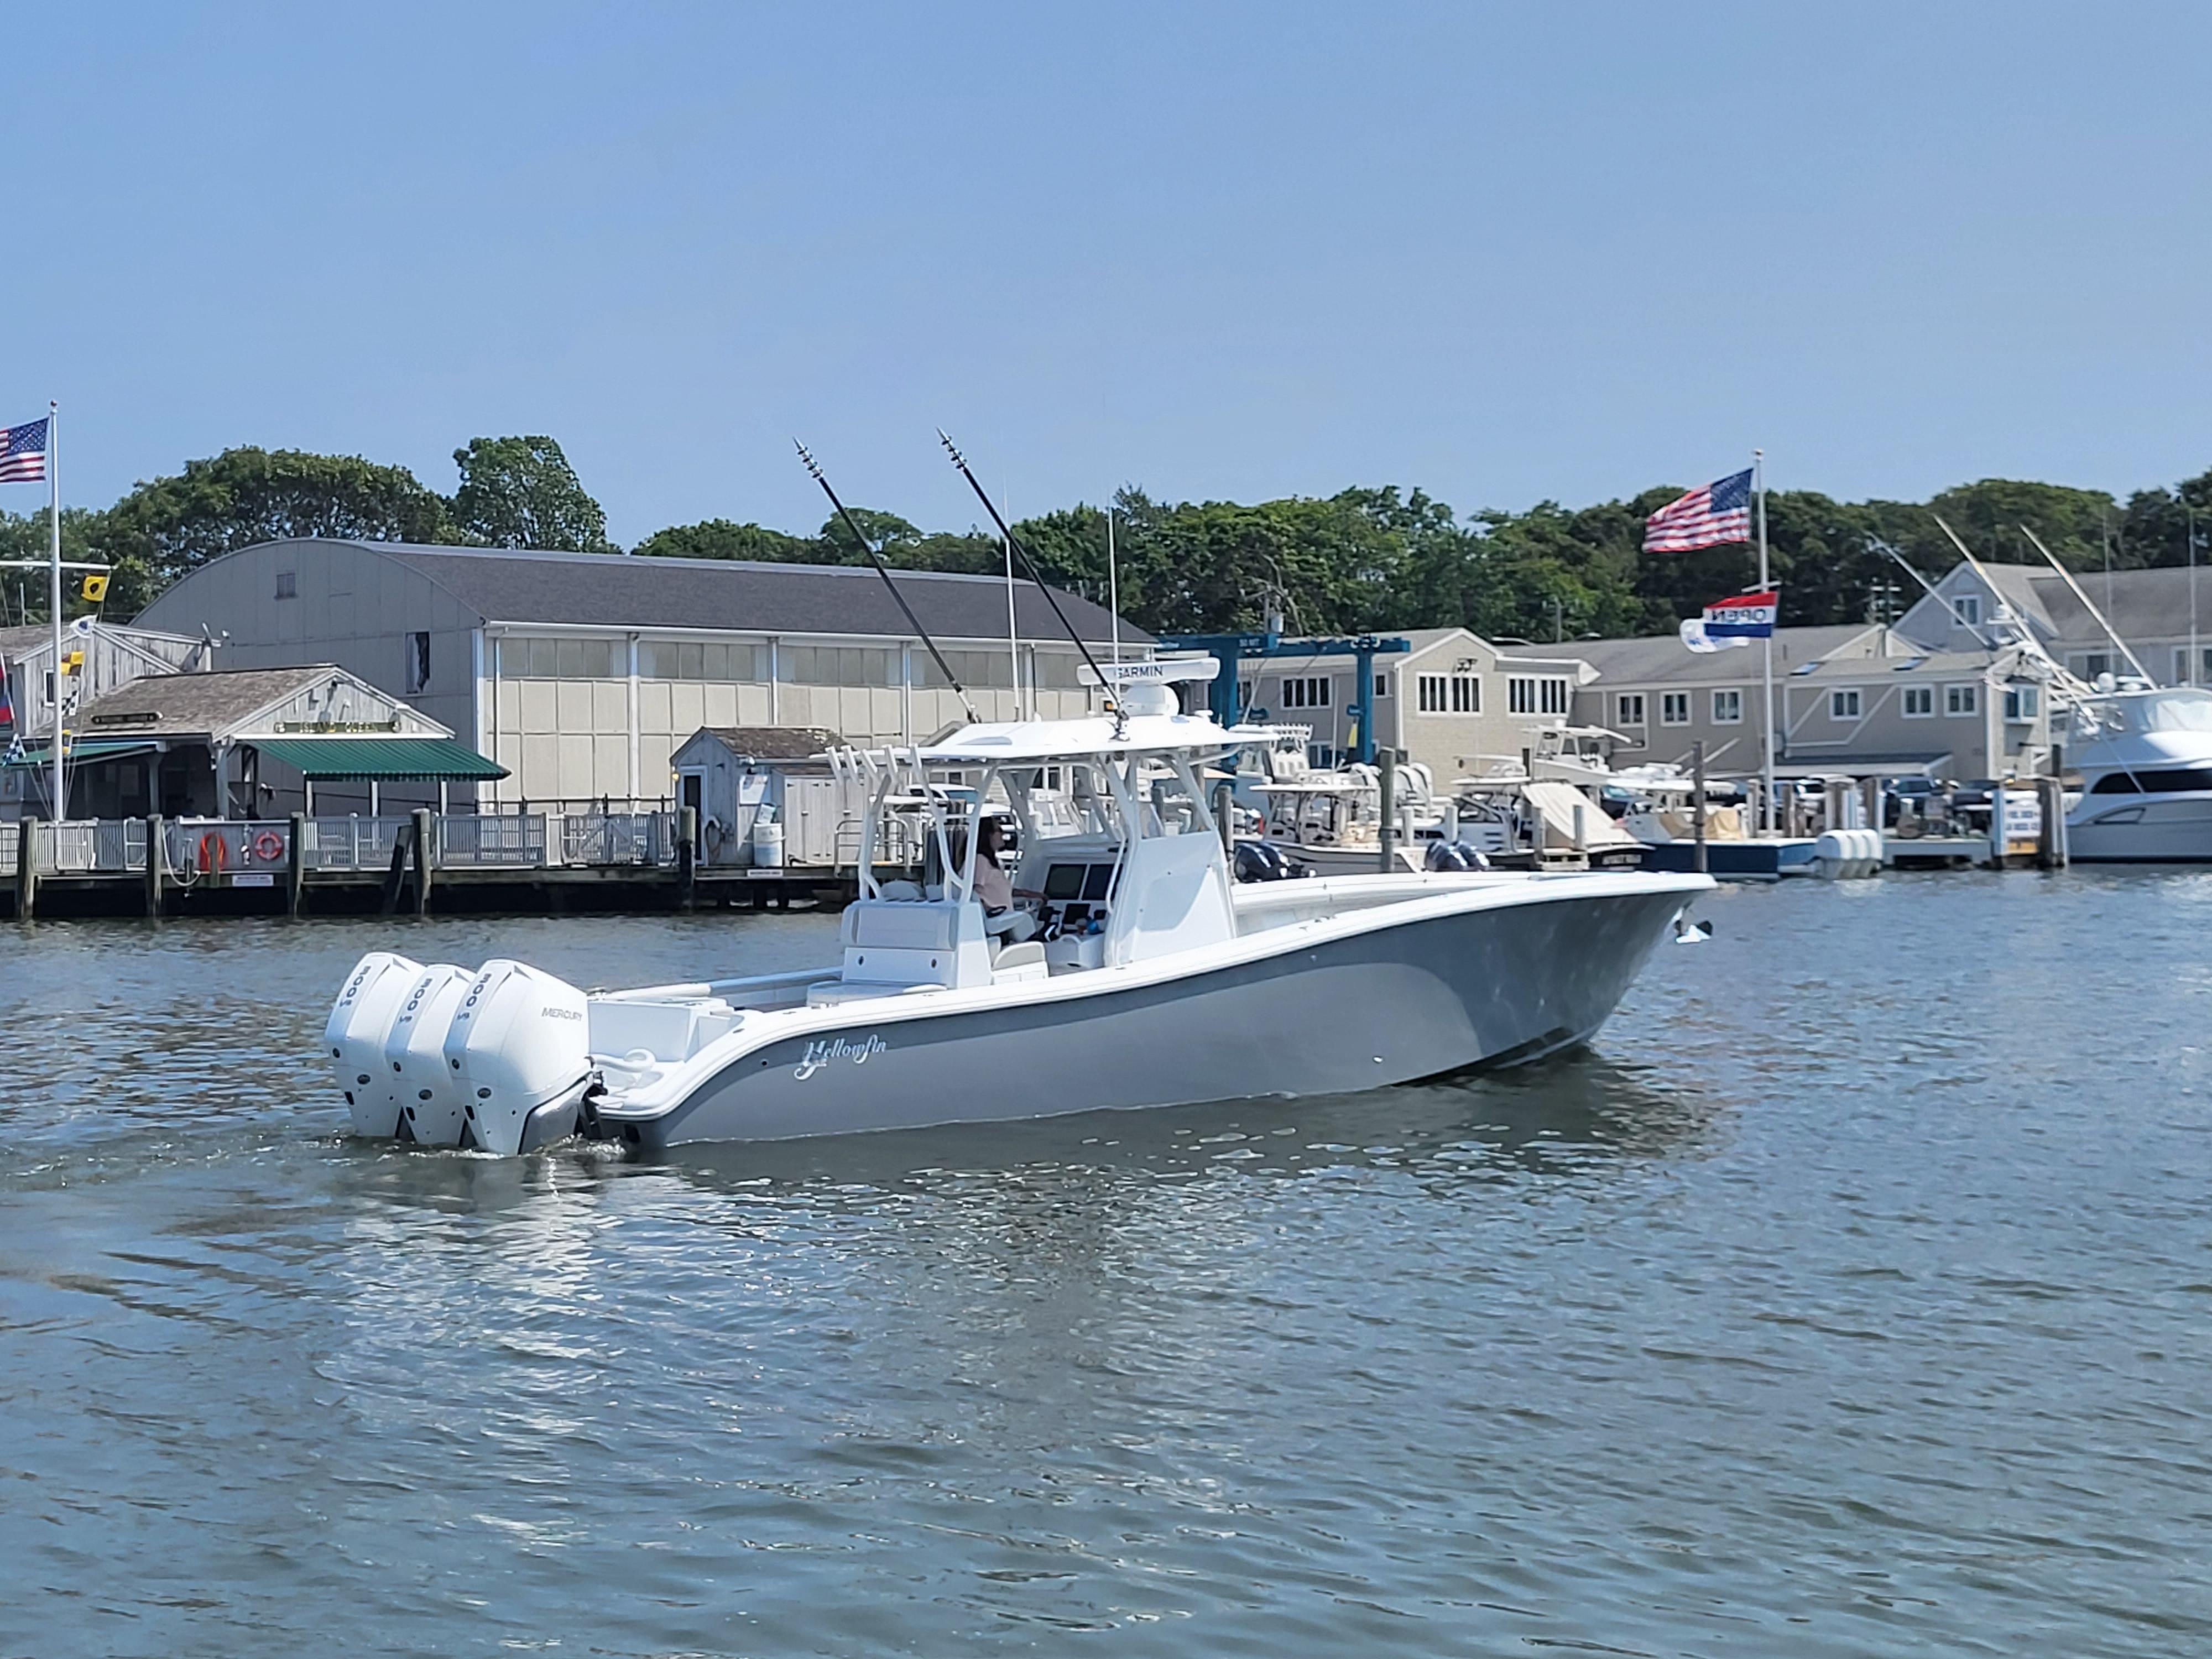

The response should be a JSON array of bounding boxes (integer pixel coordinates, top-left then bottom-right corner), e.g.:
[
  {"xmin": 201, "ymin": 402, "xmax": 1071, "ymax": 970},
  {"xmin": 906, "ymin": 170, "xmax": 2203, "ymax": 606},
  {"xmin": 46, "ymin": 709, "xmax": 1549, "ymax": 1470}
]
[
  {"xmin": 197, "ymin": 831, "xmax": 229, "ymax": 873},
  {"xmin": 252, "ymin": 830, "xmax": 285, "ymax": 863}
]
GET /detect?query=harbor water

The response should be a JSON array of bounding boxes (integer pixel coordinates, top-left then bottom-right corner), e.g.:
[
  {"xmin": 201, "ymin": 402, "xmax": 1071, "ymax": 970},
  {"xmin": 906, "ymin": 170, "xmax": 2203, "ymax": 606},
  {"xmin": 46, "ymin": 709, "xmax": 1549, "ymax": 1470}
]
[{"xmin": 3, "ymin": 873, "xmax": 2208, "ymax": 1655}]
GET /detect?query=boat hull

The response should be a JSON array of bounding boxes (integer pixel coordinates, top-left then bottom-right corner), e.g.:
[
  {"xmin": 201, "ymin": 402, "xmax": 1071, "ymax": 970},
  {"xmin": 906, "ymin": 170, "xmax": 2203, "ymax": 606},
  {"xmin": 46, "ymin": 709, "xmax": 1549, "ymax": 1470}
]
[
  {"xmin": 2068, "ymin": 794, "xmax": 2212, "ymax": 862},
  {"xmin": 614, "ymin": 883, "xmax": 1695, "ymax": 1149}
]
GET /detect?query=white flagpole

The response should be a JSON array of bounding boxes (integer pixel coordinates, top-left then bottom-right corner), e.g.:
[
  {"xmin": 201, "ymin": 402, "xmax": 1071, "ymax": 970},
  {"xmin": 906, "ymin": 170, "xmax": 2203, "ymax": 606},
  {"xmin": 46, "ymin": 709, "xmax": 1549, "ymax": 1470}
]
[
  {"xmin": 1755, "ymin": 448, "xmax": 1774, "ymax": 834},
  {"xmin": 1107, "ymin": 505, "xmax": 1121, "ymax": 665},
  {"xmin": 2190, "ymin": 503, "xmax": 2199, "ymax": 686},
  {"xmin": 48, "ymin": 400, "xmax": 64, "ymax": 823}
]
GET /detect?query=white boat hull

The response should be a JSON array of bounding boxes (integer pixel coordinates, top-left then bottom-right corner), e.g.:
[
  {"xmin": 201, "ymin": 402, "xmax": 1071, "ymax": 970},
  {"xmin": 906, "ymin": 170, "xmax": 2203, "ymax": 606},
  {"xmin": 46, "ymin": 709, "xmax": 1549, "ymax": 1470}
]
[
  {"xmin": 594, "ymin": 873, "xmax": 1706, "ymax": 1149},
  {"xmin": 2068, "ymin": 793, "xmax": 2212, "ymax": 862}
]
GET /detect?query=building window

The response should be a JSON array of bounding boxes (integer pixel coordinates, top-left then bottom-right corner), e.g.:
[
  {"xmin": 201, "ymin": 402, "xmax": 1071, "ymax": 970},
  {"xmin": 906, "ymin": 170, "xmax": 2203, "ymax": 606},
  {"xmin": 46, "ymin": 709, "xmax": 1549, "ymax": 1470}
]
[
  {"xmin": 1944, "ymin": 683, "xmax": 1978, "ymax": 716},
  {"xmin": 2071, "ymin": 652, "xmax": 2113, "ymax": 681},
  {"xmin": 1374, "ymin": 675, "xmax": 1389, "ymax": 699},
  {"xmin": 405, "ymin": 631, "xmax": 430, "ymax": 695},
  {"xmin": 2004, "ymin": 685, "xmax": 2039, "ymax": 721},
  {"xmin": 1830, "ymin": 688, "xmax": 1862, "ymax": 720},
  {"xmin": 496, "ymin": 635, "xmax": 620, "ymax": 680},
  {"xmin": 1417, "ymin": 674, "xmax": 1447, "ymax": 713},
  {"xmin": 1712, "ymin": 688, "xmax": 1742, "ymax": 723},
  {"xmin": 1281, "ymin": 676, "xmax": 1331, "ymax": 709},
  {"xmin": 274, "ymin": 571, "xmax": 297, "ymax": 600},
  {"xmin": 2173, "ymin": 648, "xmax": 2212, "ymax": 687},
  {"xmin": 640, "ymin": 640, "xmax": 773, "ymax": 682},
  {"xmin": 1902, "ymin": 685, "xmax": 1934, "ymax": 717},
  {"xmin": 917, "ymin": 648, "xmax": 1014, "ymax": 690},
  {"xmin": 1660, "ymin": 692, "xmax": 1691, "ymax": 726},
  {"xmin": 1953, "ymin": 593, "xmax": 1980, "ymax": 626},
  {"xmin": 1508, "ymin": 677, "xmax": 1567, "ymax": 716},
  {"xmin": 778, "ymin": 645, "xmax": 903, "ymax": 687},
  {"xmin": 1238, "ymin": 679, "xmax": 1256, "ymax": 710},
  {"xmin": 1452, "ymin": 676, "xmax": 1479, "ymax": 713},
  {"xmin": 1616, "ymin": 693, "xmax": 1645, "ymax": 727}
]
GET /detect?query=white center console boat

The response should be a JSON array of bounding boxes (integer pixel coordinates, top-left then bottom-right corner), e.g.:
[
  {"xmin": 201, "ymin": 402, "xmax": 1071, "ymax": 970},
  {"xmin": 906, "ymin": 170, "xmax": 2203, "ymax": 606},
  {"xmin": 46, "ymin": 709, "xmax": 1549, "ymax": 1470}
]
[{"xmin": 324, "ymin": 665, "xmax": 1713, "ymax": 1153}]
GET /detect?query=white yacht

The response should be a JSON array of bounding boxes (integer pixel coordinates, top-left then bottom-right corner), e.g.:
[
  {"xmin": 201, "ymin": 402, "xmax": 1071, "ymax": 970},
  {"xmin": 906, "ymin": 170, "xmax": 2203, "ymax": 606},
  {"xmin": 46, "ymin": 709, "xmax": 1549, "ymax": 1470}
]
[
  {"xmin": 2065, "ymin": 685, "xmax": 2212, "ymax": 862},
  {"xmin": 324, "ymin": 669, "xmax": 1713, "ymax": 1154}
]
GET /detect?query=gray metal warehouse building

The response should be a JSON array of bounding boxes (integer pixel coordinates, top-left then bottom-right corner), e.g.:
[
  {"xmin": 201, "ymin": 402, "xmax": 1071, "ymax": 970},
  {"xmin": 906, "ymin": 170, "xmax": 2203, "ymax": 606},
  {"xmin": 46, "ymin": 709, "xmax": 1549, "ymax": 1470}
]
[{"xmin": 136, "ymin": 538, "xmax": 1145, "ymax": 810}]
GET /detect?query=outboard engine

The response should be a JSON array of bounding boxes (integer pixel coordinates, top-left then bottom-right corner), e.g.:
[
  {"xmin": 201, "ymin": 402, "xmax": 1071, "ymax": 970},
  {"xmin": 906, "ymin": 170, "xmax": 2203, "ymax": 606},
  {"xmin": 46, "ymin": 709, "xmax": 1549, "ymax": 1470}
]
[
  {"xmin": 1233, "ymin": 839, "xmax": 1297, "ymax": 883},
  {"xmin": 324, "ymin": 952, "xmax": 423, "ymax": 1138},
  {"xmin": 382, "ymin": 964, "xmax": 476, "ymax": 1146},
  {"xmin": 442, "ymin": 960, "xmax": 593, "ymax": 1155}
]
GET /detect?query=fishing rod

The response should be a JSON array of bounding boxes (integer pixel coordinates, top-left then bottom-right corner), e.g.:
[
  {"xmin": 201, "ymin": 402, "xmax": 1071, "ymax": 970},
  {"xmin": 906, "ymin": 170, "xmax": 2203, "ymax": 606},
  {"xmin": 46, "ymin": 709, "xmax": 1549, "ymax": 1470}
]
[
  {"xmin": 2015, "ymin": 522, "xmax": 2153, "ymax": 685},
  {"xmin": 795, "ymin": 441, "xmax": 978, "ymax": 724},
  {"xmin": 937, "ymin": 430, "xmax": 1118, "ymax": 717}
]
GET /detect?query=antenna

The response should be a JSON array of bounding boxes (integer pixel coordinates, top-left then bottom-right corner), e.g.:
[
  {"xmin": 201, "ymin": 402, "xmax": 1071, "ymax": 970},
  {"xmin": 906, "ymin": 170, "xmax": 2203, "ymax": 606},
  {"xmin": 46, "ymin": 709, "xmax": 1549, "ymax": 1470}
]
[
  {"xmin": 795, "ymin": 442, "xmax": 978, "ymax": 725},
  {"xmin": 2016, "ymin": 523, "xmax": 2153, "ymax": 684},
  {"xmin": 938, "ymin": 430, "xmax": 1117, "ymax": 718}
]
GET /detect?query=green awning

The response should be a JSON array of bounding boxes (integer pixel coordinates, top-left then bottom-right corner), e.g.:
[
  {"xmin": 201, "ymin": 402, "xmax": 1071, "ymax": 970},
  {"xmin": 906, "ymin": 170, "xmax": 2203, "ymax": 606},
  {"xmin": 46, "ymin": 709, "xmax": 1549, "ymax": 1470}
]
[
  {"xmin": 2, "ymin": 739, "xmax": 161, "ymax": 769},
  {"xmin": 251, "ymin": 736, "xmax": 508, "ymax": 782}
]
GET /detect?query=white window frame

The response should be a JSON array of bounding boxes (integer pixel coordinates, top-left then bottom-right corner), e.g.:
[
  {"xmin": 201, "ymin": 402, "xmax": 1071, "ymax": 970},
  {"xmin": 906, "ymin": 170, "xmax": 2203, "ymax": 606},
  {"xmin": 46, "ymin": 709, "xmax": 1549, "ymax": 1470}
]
[
  {"xmin": 2004, "ymin": 685, "xmax": 2039, "ymax": 721},
  {"xmin": 1710, "ymin": 688, "xmax": 1742, "ymax": 724},
  {"xmin": 1902, "ymin": 685, "xmax": 1934, "ymax": 718},
  {"xmin": 1374, "ymin": 674, "xmax": 1389, "ymax": 699},
  {"xmin": 1660, "ymin": 692, "xmax": 1691, "ymax": 726},
  {"xmin": 1616, "ymin": 693, "xmax": 1646, "ymax": 727},
  {"xmin": 1541, "ymin": 679, "xmax": 1568, "ymax": 716},
  {"xmin": 1953, "ymin": 593, "xmax": 1981, "ymax": 627},
  {"xmin": 1417, "ymin": 674, "xmax": 1447, "ymax": 714},
  {"xmin": 1944, "ymin": 683, "xmax": 1978, "ymax": 717},
  {"xmin": 1508, "ymin": 677, "xmax": 1536, "ymax": 715},
  {"xmin": 1452, "ymin": 675, "xmax": 1480, "ymax": 713},
  {"xmin": 1281, "ymin": 676, "xmax": 1332, "ymax": 710},
  {"xmin": 1830, "ymin": 688, "xmax": 1862, "ymax": 721}
]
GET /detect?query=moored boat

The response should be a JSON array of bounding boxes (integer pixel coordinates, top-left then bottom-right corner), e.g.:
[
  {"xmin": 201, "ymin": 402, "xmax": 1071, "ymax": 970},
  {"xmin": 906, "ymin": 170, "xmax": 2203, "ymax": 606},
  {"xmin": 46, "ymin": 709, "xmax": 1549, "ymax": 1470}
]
[{"xmin": 322, "ymin": 666, "xmax": 1713, "ymax": 1152}]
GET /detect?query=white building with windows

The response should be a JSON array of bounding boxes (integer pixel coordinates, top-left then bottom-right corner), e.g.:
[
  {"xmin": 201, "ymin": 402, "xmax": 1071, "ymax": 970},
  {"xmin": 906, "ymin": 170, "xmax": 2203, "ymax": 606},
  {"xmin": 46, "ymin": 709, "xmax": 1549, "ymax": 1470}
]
[
  {"xmin": 1893, "ymin": 559, "xmax": 2212, "ymax": 689},
  {"xmin": 135, "ymin": 539, "xmax": 1140, "ymax": 810},
  {"xmin": 1243, "ymin": 628, "xmax": 1593, "ymax": 780}
]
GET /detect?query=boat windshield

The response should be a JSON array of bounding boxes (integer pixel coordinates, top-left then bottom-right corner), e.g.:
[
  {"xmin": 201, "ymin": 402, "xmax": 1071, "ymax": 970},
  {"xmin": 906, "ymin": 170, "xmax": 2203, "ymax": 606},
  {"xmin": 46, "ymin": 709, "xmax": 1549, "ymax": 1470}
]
[{"xmin": 2136, "ymin": 691, "xmax": 2212, "ymax": 734}]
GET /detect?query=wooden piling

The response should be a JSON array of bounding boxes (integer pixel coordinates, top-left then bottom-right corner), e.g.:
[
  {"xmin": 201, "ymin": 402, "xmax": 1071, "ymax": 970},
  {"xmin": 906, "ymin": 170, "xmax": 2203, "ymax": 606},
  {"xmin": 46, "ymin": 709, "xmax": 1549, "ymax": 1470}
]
[
  {"xmin": 411, "ymin": 808, "xmax": 434, "ymax": 915},
  {"xmin": 1378, "ymin": 750, "xmax": 1396, "ymax": 874},
  {"xmin": 14, "ymin": 820, "xmax": 36, "ymax": 921},
  {"xmin": 677, "ymin": 805, "xmax": 698, "ymax": 911},
  {"xmin": 145, "ymin": 814, "xmax": 165, "ymax": 917},
  {"xmin": 286, "ymin": 812, "xmax": 306, "ymax": 917},
  {"xmin": 1691, "ymin": 743, "xmax": 1708, "ymax": 875}
]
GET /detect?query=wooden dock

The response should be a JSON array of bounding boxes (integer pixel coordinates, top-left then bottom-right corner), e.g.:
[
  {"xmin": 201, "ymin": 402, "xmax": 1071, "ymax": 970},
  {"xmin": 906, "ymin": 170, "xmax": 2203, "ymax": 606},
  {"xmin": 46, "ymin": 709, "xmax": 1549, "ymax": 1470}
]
[{"xmin": 2, "ymin": 812, "xmax": 870, "ymax": 919}]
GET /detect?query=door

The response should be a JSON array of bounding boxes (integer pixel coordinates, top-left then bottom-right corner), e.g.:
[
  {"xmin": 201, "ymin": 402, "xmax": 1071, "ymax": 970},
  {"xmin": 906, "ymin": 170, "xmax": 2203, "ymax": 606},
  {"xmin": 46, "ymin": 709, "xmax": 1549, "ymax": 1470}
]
[{"xmin": 679, "ymin": 771, "xmax": 704, "ymax": 853}]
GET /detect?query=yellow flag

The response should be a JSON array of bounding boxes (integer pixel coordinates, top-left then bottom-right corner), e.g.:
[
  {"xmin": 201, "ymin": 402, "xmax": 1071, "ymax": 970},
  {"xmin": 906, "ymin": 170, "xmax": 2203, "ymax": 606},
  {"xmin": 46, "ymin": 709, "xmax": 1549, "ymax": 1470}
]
[
  {"xmin": 63, "ymin": 650, "xmax": 84, "ymax": 674},
  {"xmin": 80, "ymin": 573, "xmax": 108, "ymax": 602}
]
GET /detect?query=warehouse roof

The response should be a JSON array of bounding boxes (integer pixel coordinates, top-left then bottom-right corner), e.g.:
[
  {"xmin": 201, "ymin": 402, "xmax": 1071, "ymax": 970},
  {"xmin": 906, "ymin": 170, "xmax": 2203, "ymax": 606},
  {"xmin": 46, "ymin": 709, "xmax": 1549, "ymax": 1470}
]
[{"xmin": 225, "ymin": 539, "xmax": 1145, "ymax": 644}]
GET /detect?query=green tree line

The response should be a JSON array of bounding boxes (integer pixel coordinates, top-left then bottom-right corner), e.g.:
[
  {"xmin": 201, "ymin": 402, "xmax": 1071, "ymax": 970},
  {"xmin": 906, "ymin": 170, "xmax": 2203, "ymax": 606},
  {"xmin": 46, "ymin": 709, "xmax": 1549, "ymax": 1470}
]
[{"xmin": 4, "ymin": 439, "xmax": 2208, "ymax": 643}]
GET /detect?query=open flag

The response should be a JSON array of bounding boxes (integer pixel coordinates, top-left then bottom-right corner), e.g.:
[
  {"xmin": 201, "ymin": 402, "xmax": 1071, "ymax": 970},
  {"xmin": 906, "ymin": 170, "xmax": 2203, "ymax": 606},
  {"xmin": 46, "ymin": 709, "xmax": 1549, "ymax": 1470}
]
[
  {"xmin": 1644, "ymin": 468, "xmax": 1752, "ymax": 551},
  {"xmin": 0, "ymin": 657, "xmax": 12, "ymax": 726},
  {"xmin": 0, "ymin": 418, "xmax": 48, "ymax": 484},
  {"xmin": 1679, "ymin": 590, "xmax": 1780, "ymax": 653}
]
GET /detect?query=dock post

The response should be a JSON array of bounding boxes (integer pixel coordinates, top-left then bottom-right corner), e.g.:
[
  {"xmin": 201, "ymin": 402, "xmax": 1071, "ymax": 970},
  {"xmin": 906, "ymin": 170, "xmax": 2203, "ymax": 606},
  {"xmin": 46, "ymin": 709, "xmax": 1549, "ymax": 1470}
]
[
  {"xmin": 286, "ymin": 812, "xmax": 306, "ymax": 917},
  {"xmin": 1692, "ymin": 743, "xmax": 1708, "ymax": 875},
  {"xmin": 1987, "ymin": 782, "xmax": 2007, "ymax": 869},
  {"xmin": 1860, "ymin": 776, "xmax": 1882, "ymax": 834},
  {"xmin": 1572, "ymin": 802, "xmax": 1588, "ymax": 859},
  {"xmin": 14, "ymin": 820, "xmax": 35, "ymax": 921},
  {"xmin": 677, "ymin": 805, "xmax": 697, "ymax": 911},
  {"xmin": 145, "ymin": 814, "xmax": 165, "ymax": 917},
  {"xmin": 411, "ymin": 808, "xmax": 434, "ymax": 915},
  {"xmin": 1377, "ymin": 750, "xmax": 1396, "ymax": 874},
  {"xmin": 2036, "ymin": 776, "xmax": 2066, "ymax": 870}
]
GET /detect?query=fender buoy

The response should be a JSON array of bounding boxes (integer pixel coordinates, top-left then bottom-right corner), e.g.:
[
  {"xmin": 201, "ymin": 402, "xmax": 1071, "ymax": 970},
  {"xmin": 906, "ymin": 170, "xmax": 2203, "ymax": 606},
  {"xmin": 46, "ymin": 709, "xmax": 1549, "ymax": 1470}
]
[
  {"xmin": 252, "ymin": 830, "xmax": 285, "ymax": 862},
  {"xmin": 197, "ymin": 831, "xmax": 229, "ymax": 873}
]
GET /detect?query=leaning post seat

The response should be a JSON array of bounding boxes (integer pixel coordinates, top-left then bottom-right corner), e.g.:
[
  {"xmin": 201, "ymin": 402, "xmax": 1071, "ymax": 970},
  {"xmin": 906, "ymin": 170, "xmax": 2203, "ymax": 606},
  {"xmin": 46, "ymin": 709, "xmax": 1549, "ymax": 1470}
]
[{"xmin": 837, "ymin": 896, "xmax": 995, "ymax": 990}]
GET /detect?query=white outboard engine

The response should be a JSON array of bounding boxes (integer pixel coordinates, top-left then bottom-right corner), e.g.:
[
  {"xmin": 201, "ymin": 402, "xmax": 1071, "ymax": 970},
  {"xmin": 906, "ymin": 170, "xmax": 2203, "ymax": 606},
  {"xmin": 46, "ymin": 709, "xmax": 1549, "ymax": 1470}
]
[
  {"xmin": 325, "ymin": 952, "xmax": 423, "ymax": 1138},
  {"xmin": 382, "ymin": 964, "xmax": 476, "ymax": 1146},
  {"xmin": 442, "ymin": 959, "xmax": 593, "ymax": 1155}
]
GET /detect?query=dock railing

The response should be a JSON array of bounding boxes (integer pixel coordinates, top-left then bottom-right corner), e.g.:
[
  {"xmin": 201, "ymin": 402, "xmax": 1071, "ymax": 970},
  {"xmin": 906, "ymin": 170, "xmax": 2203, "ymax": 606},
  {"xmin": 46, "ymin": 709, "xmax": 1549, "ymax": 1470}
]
[
  {"xmin": 436, "ymin": 813, "xmax": 547, "ymax": 868},
  {"xmin": 167, "ymin": 820, "xmax": 294, "ymax": 880},
  {"xmin": 557, "ymin": 811, "xmax": 675, "ymax": 868}
]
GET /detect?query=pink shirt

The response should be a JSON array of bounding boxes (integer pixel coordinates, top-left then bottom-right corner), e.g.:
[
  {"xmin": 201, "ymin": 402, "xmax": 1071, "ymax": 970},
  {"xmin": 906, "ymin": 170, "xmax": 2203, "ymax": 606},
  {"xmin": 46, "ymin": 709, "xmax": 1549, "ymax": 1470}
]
[{"xmin": 973, "ymin": 857, "xmax": 1014, "ymax": 911}]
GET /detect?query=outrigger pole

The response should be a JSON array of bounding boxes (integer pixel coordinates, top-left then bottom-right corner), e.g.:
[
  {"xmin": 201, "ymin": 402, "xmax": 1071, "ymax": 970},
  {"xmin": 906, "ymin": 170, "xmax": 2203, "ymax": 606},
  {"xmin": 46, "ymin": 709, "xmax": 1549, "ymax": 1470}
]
[
  {"xmin": 796, "ymin": 441, "xmax": 979, "ymax": 725},
  {"xmin": 937, "ymin": 430, "xmax": 1119, "ymax": 719}
]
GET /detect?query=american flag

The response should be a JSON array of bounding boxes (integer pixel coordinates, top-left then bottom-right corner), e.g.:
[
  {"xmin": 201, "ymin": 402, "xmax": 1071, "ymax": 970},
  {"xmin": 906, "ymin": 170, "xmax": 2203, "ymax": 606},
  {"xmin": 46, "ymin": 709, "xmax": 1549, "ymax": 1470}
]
[
  {"xmin": 1642, "ymin": 467, "xmax": 1752, "ymax": 552},
  {"xmin": 0, "ymin": 418, "xmax": 48, "ymax": 484}
]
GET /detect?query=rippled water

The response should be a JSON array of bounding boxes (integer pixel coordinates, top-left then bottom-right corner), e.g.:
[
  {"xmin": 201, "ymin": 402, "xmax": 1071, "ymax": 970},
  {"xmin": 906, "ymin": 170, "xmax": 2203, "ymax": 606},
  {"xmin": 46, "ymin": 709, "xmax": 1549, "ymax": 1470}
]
[{"xmin": 4, "ymin": 873, "xmax": 2210, "ymax": 1655}]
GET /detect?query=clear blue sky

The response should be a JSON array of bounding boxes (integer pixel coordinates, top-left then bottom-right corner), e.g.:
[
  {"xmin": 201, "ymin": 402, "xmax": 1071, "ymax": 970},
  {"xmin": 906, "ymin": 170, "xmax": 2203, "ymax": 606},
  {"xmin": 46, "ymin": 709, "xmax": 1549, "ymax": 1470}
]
[{"xmin": 7, "ymin": 3, "xmax": 2210, "ymax": 545}]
